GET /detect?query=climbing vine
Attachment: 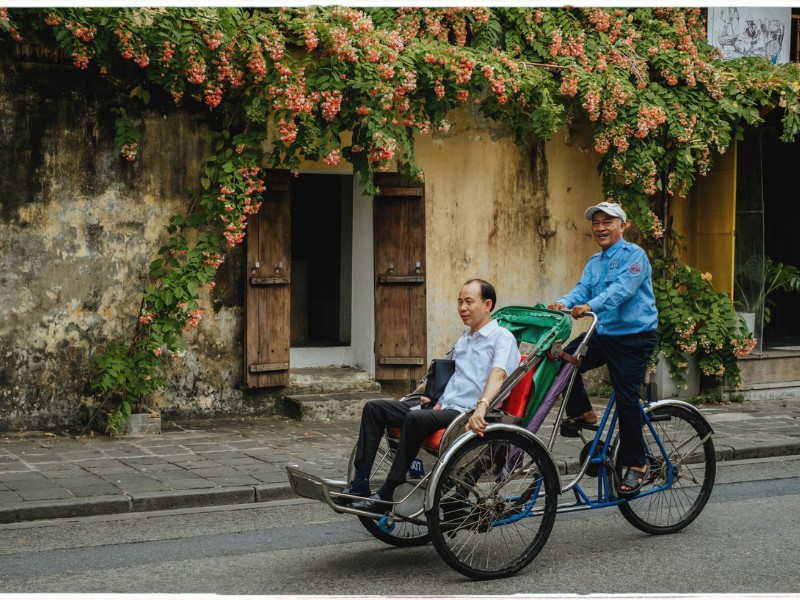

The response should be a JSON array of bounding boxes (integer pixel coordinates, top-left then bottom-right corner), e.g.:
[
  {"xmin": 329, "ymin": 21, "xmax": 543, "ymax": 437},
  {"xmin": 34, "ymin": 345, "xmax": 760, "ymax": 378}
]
[{"xmin": 2, "ymin": 7, "xmax": 798, "ymax": 429}]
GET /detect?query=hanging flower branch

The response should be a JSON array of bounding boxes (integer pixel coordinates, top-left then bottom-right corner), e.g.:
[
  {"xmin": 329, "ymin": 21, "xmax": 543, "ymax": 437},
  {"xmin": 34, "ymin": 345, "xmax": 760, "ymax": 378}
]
[{"xmin": 1, "ymin": 7, "xmax": 797, "ymax": 427}]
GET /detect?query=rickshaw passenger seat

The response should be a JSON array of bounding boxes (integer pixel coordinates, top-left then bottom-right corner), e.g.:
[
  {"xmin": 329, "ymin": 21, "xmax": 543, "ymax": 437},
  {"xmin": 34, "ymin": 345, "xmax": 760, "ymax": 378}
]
[
  {"xmin": 387, "ymin": 356, "xmax": 535, "ymax": 452},
  {"xmin": 497, "ymin": 355, "xmax": 534, "ymax": 418},
  {"xmin": 386, "ymin": 427, "xmax": 444, "ymax": 452}
]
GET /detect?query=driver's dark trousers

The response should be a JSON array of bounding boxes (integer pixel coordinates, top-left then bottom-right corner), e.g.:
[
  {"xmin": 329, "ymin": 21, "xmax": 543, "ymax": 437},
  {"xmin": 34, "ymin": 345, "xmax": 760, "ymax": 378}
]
[
  {"xmin": 353, "ymin": 399, "xmax": 461, "ymax": 485},
  {"xmin": 563, "ymin": 330, "xmax": 657, "ymax": 469}
]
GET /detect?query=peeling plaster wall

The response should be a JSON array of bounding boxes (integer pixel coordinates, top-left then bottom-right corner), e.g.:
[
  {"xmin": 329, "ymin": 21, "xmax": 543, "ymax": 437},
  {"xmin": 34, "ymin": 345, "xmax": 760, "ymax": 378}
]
[{"xmin": 0, "ymin": 58, "xmax": 256, "ymax": 431}]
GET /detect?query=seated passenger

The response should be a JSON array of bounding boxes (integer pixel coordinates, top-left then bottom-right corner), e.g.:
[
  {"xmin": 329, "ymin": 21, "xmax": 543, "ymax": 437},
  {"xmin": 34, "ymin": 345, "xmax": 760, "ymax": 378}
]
[{"xmin": 344, "ymin": 278, "xmax": 520, "ymax": 511}]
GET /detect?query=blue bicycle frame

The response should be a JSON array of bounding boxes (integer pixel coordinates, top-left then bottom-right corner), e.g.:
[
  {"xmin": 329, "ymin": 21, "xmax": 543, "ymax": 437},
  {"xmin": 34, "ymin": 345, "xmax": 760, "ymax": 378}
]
[{"xmin": 556, "ymin": 391, "xmax": 677, "ymax": 512}]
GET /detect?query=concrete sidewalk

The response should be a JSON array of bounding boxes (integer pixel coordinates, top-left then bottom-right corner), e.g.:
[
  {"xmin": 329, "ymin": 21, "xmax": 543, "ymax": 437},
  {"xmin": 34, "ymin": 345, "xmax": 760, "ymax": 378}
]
[{"xmin": 1, "ymin": 397, "xmax": 799, "ymax": 524}]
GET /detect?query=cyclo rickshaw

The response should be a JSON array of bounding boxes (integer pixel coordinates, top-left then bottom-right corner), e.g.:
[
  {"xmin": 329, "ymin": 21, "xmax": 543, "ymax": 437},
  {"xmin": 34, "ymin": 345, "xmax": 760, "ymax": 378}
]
[{"xmin": 286, "ymin": 305, "xmax": 716, "ymax": 580}]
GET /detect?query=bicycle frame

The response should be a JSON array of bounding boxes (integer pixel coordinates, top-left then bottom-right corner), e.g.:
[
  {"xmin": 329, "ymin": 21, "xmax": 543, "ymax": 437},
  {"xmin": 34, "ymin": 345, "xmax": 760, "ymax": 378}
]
[{"xmin": 547, "ymin": 392, "xmax": 712, "ymax": 514}]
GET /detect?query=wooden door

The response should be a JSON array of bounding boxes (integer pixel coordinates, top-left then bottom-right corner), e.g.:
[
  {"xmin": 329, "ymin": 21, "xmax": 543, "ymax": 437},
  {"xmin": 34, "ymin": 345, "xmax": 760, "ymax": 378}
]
[
  {"xmin": 373, "ymin": 173, "xmax": 427, "ymax": 381},
  {"xmin": 244, "ymin": 169, "xmax": 291, "ymax": 387}
]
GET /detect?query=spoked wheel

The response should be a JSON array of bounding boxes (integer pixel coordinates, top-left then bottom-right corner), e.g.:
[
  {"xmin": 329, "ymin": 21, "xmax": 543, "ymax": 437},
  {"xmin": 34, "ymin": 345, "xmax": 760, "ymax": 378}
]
[
  {"xmin": 349, "ymin": 435, "xmax": 432, "ymax": 547},
  {"xmin": 427, "ymin": 430, "xmax": 558, "ymax": 580},
  {"xmin": 618, "ymin": 404, "xmax": 716, "ymax": 534}
]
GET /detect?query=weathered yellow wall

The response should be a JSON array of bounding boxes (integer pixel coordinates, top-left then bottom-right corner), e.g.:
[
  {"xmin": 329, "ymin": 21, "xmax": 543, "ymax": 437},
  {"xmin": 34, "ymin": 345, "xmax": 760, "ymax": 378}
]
[
  {"xmin": 294, "ymin": 107, "xmax": 605, "ymax": 360},
  {"xmin": 414, "ymin": 108, "xmax": 603, "ymax": 359},
  {"xmin": 692, "ymin": 147, "xmax": 737, "ymax": 297}
]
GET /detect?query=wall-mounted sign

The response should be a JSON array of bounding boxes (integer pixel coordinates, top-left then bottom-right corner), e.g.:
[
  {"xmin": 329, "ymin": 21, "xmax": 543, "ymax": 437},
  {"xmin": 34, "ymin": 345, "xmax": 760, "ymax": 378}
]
[{"xmin": 708, "ymin": 7, "xmax": 791, "ymax": 64}]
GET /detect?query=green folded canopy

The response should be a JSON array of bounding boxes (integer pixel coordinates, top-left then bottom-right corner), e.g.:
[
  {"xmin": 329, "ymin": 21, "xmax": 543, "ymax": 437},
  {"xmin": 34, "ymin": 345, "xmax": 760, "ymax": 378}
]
[{"xmin": 493, "ymin": 305, "xmax": 573, "ymax": 425}]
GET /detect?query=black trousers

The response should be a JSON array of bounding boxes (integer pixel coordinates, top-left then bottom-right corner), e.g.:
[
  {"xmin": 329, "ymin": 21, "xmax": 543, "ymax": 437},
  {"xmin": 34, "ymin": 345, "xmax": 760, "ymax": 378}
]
[
  {"xmin": 564, "ymin": 330, "xmax": 657, "ymax": 468},
  {"xmin": 353, "ymin": 399, "xmax": 461, "ymax": 485}
]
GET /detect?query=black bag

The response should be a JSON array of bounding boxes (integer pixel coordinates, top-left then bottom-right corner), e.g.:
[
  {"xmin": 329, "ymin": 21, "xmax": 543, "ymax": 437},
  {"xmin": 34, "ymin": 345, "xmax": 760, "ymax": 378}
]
[{"xmin": 423, "ymin": 359, "xmax": 456, "ymax": 406}]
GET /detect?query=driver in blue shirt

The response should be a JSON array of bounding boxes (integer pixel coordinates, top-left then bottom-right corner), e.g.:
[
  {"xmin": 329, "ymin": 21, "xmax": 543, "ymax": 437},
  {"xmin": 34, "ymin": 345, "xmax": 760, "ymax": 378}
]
[{"xmin": 549, "ymin": 201, "xmax": 658, "ymax": 497}]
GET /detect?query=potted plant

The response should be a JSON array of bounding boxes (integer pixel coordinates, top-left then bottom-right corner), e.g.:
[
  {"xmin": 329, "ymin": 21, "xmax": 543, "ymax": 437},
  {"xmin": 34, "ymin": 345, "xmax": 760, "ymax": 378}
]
[
  {"xmin": 734, "ymin": 255, "xmax": 800, "ymax": 332},
  {"xmin": 651, "ymin": 258, "xmax": 754, "ymax": 396}
]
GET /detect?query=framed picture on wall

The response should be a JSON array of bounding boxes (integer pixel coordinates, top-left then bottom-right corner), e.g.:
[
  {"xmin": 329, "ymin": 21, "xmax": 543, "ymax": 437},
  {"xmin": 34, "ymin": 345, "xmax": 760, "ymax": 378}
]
[{"xmin": 708, "ymin": 7, "xmax": 791, "ymax": 64}]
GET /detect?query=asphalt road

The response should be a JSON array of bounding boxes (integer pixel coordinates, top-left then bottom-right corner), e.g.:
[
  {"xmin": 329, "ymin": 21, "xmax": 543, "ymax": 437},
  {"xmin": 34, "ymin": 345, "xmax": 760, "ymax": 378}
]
[{"xmin": 1, "ymin": 455, "xmax": 798, "ymax": 595}]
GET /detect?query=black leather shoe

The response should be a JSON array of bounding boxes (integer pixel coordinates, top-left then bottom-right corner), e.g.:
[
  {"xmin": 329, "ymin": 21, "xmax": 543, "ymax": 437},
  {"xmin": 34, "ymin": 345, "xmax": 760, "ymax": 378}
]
[
  {"xmin": 333, "ymin": 481, "xmax": 371, "ymax": 505},
  {"xmin": 350, "ymin": 493, "xmax": 390, "ymax": 512},
  {"xmin": 341, "ymin": 482, "xmax": 371, "ymax": 497}
]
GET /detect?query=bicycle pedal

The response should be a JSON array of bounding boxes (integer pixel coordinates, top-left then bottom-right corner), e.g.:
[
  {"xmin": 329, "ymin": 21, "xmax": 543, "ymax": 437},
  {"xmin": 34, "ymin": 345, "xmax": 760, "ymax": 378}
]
[{"xmin": 559, "ymin": 420, "xmax": 599, "ymax": 438}]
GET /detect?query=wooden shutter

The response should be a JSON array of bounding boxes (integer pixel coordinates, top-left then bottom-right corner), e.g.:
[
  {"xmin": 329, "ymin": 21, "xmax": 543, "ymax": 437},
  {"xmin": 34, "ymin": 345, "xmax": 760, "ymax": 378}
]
[
  {"xmin": 244, "ymin": 169, "xmax": 291, "ymax": 387},
  {"xmin": 373, "ymin": 173, "xmax": 427, "ymax": 381}
]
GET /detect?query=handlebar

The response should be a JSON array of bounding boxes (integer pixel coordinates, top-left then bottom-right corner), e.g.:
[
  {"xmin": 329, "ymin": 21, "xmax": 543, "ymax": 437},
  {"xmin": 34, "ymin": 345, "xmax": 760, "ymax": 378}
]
[{"xmin": 553, "ymin": 308, "xmax": 598, "ymax": 352}]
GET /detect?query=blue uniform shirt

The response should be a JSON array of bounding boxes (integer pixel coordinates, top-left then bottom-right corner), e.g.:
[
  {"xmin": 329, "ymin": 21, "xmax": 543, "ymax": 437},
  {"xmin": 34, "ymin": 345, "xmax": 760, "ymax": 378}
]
[{"xmin": 557, "ymin": 238, "xmax": 658, "ymax": 336}]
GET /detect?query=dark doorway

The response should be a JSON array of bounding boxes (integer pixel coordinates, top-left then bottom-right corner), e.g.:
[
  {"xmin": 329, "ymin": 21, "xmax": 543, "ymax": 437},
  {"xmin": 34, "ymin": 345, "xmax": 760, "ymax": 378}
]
[
  {"xmin": 761, "ymin": 110, "xmax": 800, "ymax": 346},
  {"xmin": 290, "ymin": 174, "xmax": 353, "ymax": 347}
]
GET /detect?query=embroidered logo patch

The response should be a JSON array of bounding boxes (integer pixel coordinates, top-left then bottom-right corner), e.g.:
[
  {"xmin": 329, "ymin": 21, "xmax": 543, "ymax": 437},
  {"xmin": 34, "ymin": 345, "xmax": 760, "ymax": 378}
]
[
  {"xmin": 610, "ymin": 259, "xmax": 619, "ymax": 269},
  {"xmin": 630, "ymin": 263, "xmax": 642, "ymax": 274}
]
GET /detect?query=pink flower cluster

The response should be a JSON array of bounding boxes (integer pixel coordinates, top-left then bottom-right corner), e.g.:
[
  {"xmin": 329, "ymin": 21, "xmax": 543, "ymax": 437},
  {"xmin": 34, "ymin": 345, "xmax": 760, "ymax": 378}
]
[
  {"xmin": 203, "ymin": 30, "xmax": 224, "ymax": 51},
  {"xmin": 278, "ymin": 118, "xmax": 298, "ymax": 145},
  {"xmin": 202, "ymin": 251, "xmax": 225, "ymax": 269},
  {"xmin": 159, "ymin": 41, "xmax": 175, "ymax": 64},
  {"xmin": 323, "ymin": 149, "xmax": 341, "ymax": 165},
  {"xmin": 247, "ymin": 44, "xmax": 267, "ymax": 82},
  {"xmin": 184, "ymin": 310, "xmax": 203, "ymax": 330},
  {"xmin": 636, "ymin": 105, "xmax": 666, "ymax": 139},
  {"xmin": 185, "ymin": 49, "xmax": 206, "ymax": 85},
  {"xmin": 216, "ymin": 166, "xmax": 265, "ymax": 248},
  {"xmin": 481, "ymin": 65, "xmax": 510, "ymax": 104},
  {"xmin": 646, "ymin": 210, "xmax": 664, "ymax": 239},
  {"xmin": 320, "ymin": 90, "xmax": 342, "ymax": 121},
  {"xmin": 583, "ymin": 87, "xmax": 601, "ymax": 121},
  {"xmin": 559, "ymin": 73, "xmax": 579, "ymax": 98},
  {"xmin": 261, "ymin": 30, "xmax": 285, "ymax": 62},
  {"xmin": 368, "ymin": 132, "xmax": 397, "ymax": 163},
  {"xmin": 121, "ymin": 143, "xmax": 138, "ymax": 162},
  {"xmin": 66, "ymin": 20, "xmax": 96, "ymax": 42},
  {"xmin": 548, "ymin": 29, "xmax": 562, "ymax": 57},
  {"xmin": 110, "ymin": 25, "xmax": 149, "ymax": 68},
  {"xmin": 204, "ymin": 82, "xmax": 223, "ymax": 109},
  {"xmin": 43, "ymin": 13, "xmax": 63, "ymax": 27},
  {"xmin": 731, "ymin": 336, "xmax": 756, "ymax": 358},
  {"xmin": 72, "ymin": 50, "xmax": 91, "ymax": 70},
  {"xmin": 330, "ymin": 26, "xmax": 358, "ymax": 63},
  {"xmin": 304, "ymin": 26, "xmax": 319, "ymax": 51}
]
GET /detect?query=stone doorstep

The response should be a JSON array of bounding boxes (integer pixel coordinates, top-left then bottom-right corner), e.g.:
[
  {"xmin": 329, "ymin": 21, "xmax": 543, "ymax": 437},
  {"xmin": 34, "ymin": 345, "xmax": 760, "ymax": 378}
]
[
  {"xmin": 283, "ymin": 391, "xmax": 393, "ymax": 421},
  {"xmin": 285, "ymin": 366, "xmax": 381, "ymax": 394}
]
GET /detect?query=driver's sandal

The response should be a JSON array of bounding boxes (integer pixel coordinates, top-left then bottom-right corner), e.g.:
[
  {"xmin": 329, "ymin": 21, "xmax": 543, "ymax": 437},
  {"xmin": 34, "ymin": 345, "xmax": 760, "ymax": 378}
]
[{"xmin": 618, "ymin": 465, "xmax": 650, "ymax": 498}]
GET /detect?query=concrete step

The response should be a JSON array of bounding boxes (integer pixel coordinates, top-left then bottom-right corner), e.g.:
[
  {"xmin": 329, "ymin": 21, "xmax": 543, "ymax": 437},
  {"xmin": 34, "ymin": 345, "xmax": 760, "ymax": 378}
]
[
  {"xmin": 286, "ymin": 367, "xmax": 381, "ymax": 394},
  {"xmin": 738, "ymin": 351, "xmax": 800, "ymax": 387},
  {"xmin": 283, "ymin": 391, "xmax": 392, "ymax": 421},
  {"xmin": 738, "ymin": 382, "xmax": 800, "ymax": 401}
]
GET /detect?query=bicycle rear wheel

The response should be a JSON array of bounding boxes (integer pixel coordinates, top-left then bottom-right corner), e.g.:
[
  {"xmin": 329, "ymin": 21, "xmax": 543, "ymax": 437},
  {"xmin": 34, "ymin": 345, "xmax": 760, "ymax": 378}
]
[
  {"xmin": 618, "ymin": 404, "xmax": 715, "ymax": 534},
  {"xmin": 427, "ymin": 430, "xmax": 558, "ymax": 580}
]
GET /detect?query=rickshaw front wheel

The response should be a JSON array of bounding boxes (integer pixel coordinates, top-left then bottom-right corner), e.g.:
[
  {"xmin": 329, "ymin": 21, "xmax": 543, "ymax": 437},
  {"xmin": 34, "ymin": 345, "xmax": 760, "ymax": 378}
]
[{"xmin": 427, "ymin": 429, "xmax": 559, "ymax": 580}]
